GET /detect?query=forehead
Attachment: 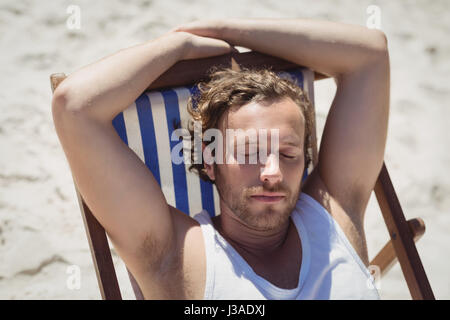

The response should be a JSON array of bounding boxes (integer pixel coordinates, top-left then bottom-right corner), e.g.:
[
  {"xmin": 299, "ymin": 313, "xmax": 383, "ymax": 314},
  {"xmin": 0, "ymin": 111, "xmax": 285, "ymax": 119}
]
[{"xmin": 220, "ymin": 97, "xmax": 305, "ymax": 144}]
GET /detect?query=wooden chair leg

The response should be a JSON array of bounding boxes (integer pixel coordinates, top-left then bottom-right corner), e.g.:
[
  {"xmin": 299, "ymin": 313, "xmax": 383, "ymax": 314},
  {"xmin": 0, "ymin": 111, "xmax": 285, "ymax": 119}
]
[
  {"xmin": 76, "ymin": 190, "xmax": 122, "ymax": 300},
  {"xmin": 370, "ymin": 218, "xmax": 425, "ymax": 277},
  {"xmin": 374, "ymin": 163, "xmax": 435, "ymax": 300}
]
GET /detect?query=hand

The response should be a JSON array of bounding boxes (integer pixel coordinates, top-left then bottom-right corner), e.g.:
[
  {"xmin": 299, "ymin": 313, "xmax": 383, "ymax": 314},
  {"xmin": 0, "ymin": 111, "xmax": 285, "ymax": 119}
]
[
  {"xmin": 166, "ymin": 30, "xmax": 234, "ymax": 60},
  {"xmin": 171, "ymin": 19, "xmax": 225, "ymax": 40}
]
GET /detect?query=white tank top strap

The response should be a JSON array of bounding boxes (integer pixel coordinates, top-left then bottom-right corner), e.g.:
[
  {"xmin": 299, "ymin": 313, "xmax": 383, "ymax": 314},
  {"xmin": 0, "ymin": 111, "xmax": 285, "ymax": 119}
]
[{"xmin": 296, "ymin": 192, "xmax": 380, "ymax": 299}]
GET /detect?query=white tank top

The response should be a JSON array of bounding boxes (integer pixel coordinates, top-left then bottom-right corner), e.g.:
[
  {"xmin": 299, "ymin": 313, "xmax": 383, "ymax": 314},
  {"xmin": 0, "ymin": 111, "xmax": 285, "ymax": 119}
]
[{"xmin": 193, "ymin": 192, "xmax": 380, "ymax": 300}]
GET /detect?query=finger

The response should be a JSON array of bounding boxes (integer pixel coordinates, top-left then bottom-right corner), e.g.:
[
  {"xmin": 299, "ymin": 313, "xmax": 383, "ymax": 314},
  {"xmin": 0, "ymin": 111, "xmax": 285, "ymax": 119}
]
[
  {"xmin": 173, "ymin": 21, "xmax": 218, "ymax": 38},
  {"xmin": 196, "ymin": 37, "xmax": 233, "ymax": 53},
  {"xmin": 185, "ymin": 36, "xmax": 233, "ymax": 60}
]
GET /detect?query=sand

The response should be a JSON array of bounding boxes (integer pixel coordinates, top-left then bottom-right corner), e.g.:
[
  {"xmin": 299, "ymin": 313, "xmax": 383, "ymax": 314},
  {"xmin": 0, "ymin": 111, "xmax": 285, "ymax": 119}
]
[{"xmin": 0, "ymin": 0, "xmax": 449, "ymax": 299}]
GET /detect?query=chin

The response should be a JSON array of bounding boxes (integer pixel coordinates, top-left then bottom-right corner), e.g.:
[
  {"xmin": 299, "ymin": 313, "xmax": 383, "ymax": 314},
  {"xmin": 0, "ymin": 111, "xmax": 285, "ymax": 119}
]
[{"xmin": 241, "ymin": 205, "xmax": 293, "ymax": 231}]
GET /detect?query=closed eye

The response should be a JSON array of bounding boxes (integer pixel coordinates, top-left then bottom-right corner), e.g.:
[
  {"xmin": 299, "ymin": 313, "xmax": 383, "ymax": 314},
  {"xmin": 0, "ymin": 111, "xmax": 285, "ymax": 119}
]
[{"xmin": 244, "ymin": 153, "xmax": 296, "ymax": 158}]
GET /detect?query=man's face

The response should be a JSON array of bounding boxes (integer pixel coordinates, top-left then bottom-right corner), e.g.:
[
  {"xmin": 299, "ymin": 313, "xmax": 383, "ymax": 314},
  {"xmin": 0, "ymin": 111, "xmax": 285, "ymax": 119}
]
[{"xmin": 208, "ymin": 97, "xmax": 305, "ymax": 231}]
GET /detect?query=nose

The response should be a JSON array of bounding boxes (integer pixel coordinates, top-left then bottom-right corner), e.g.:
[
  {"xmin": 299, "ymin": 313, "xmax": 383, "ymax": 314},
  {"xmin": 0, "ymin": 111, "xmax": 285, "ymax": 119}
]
[{"xmin": 260, "ymin": 153, "xmax": 282, "ymax": 185}]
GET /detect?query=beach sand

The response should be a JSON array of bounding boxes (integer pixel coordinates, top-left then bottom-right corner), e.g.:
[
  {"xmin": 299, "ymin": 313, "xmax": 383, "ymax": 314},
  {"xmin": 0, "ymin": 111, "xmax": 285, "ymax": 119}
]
[{"xmin": 0, "ymin": 0, "xmax": 449, "ymax": 299}]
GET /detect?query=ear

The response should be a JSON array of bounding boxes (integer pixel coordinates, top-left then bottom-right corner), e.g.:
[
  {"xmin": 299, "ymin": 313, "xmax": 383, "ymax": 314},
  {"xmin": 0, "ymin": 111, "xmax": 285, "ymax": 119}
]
[{"xmin": 202, "ymin": 142, "xmax": 216, "ymax": 182}]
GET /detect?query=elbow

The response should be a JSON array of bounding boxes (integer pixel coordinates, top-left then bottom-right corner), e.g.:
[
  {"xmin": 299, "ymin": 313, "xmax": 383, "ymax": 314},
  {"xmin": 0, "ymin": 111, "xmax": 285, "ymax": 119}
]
[
  {"xmin": 353, "ymin": 30, "xmax": 389, "ymax": 73},
  {"xmin": 51, "ymin": 83, "xmax": 71, "ymax": 127},
  {"xmin": 51, "ymin": 81, "xmax": 94, "ymax": 137},
  {"xmin": 368, "ymin": 29, "xmax": 389, "ymax": 59},
  {"xmin": 376, "ymin": 30, "xmax": 388, "ymax": 51},
  {"xmin": 334, "ymin": 29, "xmax": 389, "ymax": 77},
  {"xmin": 52, "ymin": 83, "xmax": 69, "ymax": 115},
  {"xmin": 52, "ymin": 79, "xmax": 108, "ymax": 125},
  {"xmin": 52, "ymin": 81, "xmax": 86, "ymax": 121}
]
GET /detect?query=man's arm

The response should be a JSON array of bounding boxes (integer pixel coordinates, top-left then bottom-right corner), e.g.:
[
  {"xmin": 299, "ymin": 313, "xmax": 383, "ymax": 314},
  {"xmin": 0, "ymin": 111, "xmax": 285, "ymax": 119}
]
[
  {"xmin": 52, "ymin": 31, "xmax": 232, "ymax": 290},
  {"xmin": 176, "ymin": 18, "xmax": 389, "ymax": 228}
]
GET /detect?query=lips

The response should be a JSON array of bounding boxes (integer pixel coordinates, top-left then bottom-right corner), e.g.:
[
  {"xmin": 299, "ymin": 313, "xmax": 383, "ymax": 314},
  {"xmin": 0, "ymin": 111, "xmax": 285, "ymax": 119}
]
[
  {"xmin": 250, "ymin": 193, "xmax": 286, "ymax": 203},
  {"xmin": 252, "ymin": 192, "xmax": 286, "ymax": 197}
]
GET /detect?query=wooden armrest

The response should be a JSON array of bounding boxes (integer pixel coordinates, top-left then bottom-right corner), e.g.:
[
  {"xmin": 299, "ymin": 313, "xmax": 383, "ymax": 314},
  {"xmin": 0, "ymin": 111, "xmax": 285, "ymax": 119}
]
[
  {"xmin": 370, "ymin": 218, "xmax": 426, "ymax": 277},
  {"xmin": 50, "ymin": 73, "xmax": 67, "ymax": 93}
]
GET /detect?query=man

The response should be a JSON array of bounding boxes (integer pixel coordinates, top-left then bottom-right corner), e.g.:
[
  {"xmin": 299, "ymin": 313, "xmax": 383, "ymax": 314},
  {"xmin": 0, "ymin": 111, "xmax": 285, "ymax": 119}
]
[{"xmin": 52, "ymin": 18, "xmax": 389, "ymax": 299}]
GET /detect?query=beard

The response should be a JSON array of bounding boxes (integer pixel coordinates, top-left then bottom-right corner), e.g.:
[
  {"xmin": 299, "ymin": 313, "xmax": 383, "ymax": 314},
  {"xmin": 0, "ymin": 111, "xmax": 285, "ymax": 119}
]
[{"xmin": 214, "ymin": 165, "xmax": 301, "ymax": 231}]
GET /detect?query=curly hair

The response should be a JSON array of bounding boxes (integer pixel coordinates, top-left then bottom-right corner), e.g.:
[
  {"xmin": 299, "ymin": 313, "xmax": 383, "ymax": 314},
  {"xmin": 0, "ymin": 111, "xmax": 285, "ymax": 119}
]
[{"xmin": 185, "ymin": 67, "xmax": 314, "ymax": 184}]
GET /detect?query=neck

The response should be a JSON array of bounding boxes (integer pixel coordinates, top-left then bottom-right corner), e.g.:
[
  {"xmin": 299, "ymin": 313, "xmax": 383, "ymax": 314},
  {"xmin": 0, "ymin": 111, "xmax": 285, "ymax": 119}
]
[{"xmin": 211, "ymin": 208, "xmax": 291, "ymax": 259}]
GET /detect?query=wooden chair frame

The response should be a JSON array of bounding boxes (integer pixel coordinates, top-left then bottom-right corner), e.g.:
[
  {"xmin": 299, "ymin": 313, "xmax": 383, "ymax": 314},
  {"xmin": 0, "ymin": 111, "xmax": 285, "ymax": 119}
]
[{"xmin": 50, "ymin": 51, "xmax": 435, "ymax": 300}]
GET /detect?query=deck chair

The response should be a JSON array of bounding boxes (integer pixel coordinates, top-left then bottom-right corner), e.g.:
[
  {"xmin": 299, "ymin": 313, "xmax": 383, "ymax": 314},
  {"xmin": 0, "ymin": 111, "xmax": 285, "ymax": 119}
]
[{"xmin": 50, "ymin": 51, "xmax": 435, "ymax": 300}]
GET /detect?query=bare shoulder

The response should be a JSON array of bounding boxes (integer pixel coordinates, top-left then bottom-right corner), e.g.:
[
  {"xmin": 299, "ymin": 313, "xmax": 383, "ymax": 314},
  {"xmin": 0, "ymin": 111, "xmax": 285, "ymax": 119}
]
[{"xmin": 301, "ymin": 167, "xmax": 370, "ymax": 266}]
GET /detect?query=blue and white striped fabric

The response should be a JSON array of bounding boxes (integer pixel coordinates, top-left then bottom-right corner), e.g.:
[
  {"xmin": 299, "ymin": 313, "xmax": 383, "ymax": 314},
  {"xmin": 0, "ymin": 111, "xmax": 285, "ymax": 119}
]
[{"xmin": 111, "ymin": 68, "xmax": 315, "ymax": 218}]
